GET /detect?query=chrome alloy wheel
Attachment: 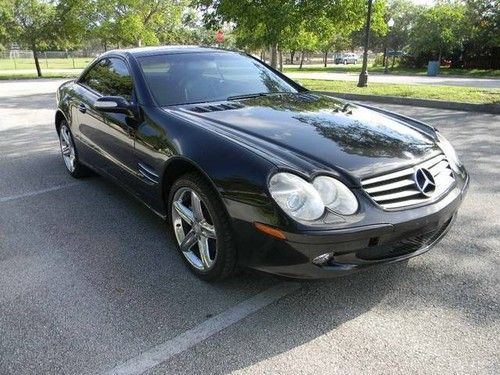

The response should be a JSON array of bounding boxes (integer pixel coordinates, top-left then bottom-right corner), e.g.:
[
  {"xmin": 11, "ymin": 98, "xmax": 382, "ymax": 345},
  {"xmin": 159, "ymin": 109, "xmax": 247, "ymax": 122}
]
[
  {"xmin": 59, "ymin": 125, "xmax": 76, "ymax": 172},
  {"xmin": 171, "ymin": 187, "xmax": 217, "ymax": 271}
]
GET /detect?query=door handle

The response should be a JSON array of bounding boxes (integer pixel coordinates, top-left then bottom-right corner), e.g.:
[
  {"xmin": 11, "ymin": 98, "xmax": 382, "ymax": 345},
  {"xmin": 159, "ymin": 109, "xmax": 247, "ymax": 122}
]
[{"xmin": 78, "ymin": 103, "xmax": 87, "ymax": 113}]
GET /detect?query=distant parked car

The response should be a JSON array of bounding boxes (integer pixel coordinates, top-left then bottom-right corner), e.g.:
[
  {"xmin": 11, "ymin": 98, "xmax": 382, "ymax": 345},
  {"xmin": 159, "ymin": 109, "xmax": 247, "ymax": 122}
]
[{"xmin": 335, "ymin": 53, "xmax": 358, "ymax": 65}]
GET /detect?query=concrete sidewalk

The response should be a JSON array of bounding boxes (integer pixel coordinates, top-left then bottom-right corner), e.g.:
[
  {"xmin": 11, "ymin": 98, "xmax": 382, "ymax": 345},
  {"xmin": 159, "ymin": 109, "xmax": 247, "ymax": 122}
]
[{"xmin": 286, "ymin": 71, "xmax": 500, "ymax": 89}]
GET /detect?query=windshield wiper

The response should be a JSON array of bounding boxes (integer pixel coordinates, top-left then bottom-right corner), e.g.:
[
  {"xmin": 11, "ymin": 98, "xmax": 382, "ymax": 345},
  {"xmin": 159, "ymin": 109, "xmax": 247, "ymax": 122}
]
[
  {"xmin": 227, "ymin": 92, "xmax": 268, "ymax": 101},
  {"xmin": 227, "ymin": 92, "xmax": 290, "ymax": 101}
]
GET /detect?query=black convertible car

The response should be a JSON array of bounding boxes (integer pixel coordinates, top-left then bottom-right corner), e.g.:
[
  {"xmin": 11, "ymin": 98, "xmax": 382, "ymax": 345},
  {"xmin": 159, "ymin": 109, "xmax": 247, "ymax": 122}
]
[{"xmin": 55, "ymin": 46, "xmax": 469, "ymax": 280}]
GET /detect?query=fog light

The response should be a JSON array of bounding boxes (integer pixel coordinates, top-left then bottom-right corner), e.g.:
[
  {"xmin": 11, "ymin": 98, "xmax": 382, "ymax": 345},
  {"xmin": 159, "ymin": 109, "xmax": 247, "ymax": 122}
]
[{"xmin": 312, "ymin": 253, "xmax": 333, "ymax": 265}]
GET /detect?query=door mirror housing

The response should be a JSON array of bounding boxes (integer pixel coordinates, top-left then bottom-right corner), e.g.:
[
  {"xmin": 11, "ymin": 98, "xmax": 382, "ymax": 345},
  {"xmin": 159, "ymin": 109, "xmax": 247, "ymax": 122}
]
[{"xmin": 94, "ymin": 96, "xmax": 134, "ymax": 115}]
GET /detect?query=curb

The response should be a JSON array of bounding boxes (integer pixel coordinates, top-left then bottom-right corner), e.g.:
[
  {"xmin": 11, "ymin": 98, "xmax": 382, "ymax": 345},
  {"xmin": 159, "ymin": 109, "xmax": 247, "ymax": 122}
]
[{"xmin": 317, "ymin": 91, "xmax": 500, "ymax": 114}]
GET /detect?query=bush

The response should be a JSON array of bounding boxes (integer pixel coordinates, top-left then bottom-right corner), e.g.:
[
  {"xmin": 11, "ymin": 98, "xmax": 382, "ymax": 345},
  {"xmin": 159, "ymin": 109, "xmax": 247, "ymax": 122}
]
[
  {"xmin": 372, "ymin": 53, "xmax": 385, "ymax": 67},
  {"xmin": 400, "ymin": 53, "xmax": 431, "ymax": 68}
]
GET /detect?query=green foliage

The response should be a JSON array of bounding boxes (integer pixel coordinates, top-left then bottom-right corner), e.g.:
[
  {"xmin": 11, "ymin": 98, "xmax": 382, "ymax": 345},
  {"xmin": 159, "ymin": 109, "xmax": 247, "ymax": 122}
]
[
  {"xmin": 1, "ymin": 0, "xmax": 58, "ymax": 49},
  {"xmin": 197, "ymin": 0, "xmax": 387, "ymax": 67},
  {"xmin": 409, "ymin": 2, "xmax": 466, "ymax": 60},
  {"xmin": 198, "ymin": 0, "xmax": 298, "ymax": 47},
  {"xmin": 88, "ymin": 0, "xmax": 187, "ymax": 48},
  {"xmin": 367, "ymin": 0, "xmax": 423, "ymax": 53},
  {"xmin": 385, "ymin": 0, "xmax": 424, "ymax": 51},
  {"xmin": 1, "ymin": 0, "xmax": 496, "ymax": 72},
  {"xmin": 462, "ymin": 0, "xmax": 500, "ymax": 64}
]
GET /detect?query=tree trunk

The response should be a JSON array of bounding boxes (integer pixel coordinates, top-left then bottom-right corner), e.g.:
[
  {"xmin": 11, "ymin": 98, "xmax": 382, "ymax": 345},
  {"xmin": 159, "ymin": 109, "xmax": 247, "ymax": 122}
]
[
  {"xmin": 323, "ymin": 50, "xmax": 328, "ymax": 67},
  {"xmin": 278, "ymin": 46, "xmax": 283, "ymax": 71},
  {"xmin": 260, "ymin": 49, "xmax": 265, "ymax": 62},
  {"xmin": 270, "ymin": 43, "xmax": 278, "ymax": 68},
  {"xmin": 137, "ymin": 39, "xmax": 142, "ymax": 47},
  {"xmin": 32, "ymin": 47, "xmax": 42, "ymax": 77},
  {"xmin": 290, "ymin": 50, "xmax": 295, "ymax": 64},
  {"xmin": 299, "ymin": 51, "xmax": 305, "ymax": 69},
  {"xmin": 103, "ymin": 41, "xmax": 108, "ymax": 51}
]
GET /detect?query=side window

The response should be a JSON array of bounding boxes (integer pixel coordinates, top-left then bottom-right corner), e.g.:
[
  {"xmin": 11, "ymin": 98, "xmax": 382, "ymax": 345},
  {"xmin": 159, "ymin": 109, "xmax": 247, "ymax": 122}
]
[{"xmin": 81, "ymin": 58, "xmax": 133, "ymax": 101}]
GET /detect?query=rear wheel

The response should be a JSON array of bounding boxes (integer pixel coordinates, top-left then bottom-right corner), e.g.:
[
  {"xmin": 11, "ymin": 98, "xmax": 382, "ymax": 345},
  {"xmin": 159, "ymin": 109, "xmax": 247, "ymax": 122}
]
[
  {"xmin": 58, "ymin": 120, "xmax": 89, "ymax": 178},
  {"xmin": 168, "ymin": 173, "xmax": 237, "ymax": 281}
]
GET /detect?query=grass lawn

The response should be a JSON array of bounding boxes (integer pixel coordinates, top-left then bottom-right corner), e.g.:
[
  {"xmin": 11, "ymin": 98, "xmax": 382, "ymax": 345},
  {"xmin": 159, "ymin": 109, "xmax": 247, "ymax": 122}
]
[
  {"xmin": 0, "ymin": 71, "xmax": 81, "ymax": 80},
  {"xmin": 284, "ymin": 64, "xmax": 500, "ymax": 78},
  {"xmin": 1, "ymin": 65, "xmax": 498, "ymax": 105},
  {"xmin": 0, "ymin": 57, "xmax": 93, "ymax": 70},
  {"xmin": 300, "ymin": 79, "xmax": 500, "ymax": 105}
]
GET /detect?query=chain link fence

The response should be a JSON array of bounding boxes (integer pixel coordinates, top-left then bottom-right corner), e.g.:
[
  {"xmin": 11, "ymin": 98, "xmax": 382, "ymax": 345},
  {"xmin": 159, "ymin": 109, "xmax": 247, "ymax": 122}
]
[{"xmin": 0, "ymin": 50, "xmax": 102, "ymax": 71}]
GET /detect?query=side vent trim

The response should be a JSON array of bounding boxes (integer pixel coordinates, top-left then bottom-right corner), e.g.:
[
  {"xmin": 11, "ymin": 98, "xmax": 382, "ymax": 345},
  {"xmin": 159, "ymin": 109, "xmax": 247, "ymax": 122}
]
[
  {"xmin": 138, "ymin": 162, "xmax": 160, "ymax": 184},
  {"xmin": 188, "ymin": 102, "xmax": 245, "ymax": 113}
]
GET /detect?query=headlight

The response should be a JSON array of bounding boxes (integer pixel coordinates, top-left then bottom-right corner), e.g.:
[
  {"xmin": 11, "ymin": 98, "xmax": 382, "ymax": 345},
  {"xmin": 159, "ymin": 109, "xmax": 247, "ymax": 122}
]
[
  {"xmin": 268, "ymin": 172, "xmax": 358, "ymax": 221},
  {"xmin": 436, "ymin": 132, "xmax": 461, "ymax": 167},
  {"xmin": 312, "ymin": 176, "xmax": 358, "ymax": 215},
  {"xmin": 269, "ymin": 173, "xmax": 324, "ymax": 221}
]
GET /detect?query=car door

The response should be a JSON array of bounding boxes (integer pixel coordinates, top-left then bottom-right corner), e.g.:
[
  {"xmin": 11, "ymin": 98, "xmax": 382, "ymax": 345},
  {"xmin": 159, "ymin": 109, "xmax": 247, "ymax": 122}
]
[{"xmin": 76, "ymin": 57, "xmax": 137, "ymax": 181}]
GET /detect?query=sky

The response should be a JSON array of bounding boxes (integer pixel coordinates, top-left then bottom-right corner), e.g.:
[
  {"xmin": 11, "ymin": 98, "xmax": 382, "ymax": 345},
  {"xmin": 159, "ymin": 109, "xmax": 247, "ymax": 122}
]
[{"xmin": 410, "ymin": 0, "xmax": 435, "ymax": 5}]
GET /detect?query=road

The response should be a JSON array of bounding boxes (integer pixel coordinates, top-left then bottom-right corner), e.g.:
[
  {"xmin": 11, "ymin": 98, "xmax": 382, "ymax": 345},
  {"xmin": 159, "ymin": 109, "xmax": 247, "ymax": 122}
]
[
  {"xmin": 0, "ymin": 79, "xmax": 499, "ymax": 375},
  {"xmin": 285, "ymin": 71, "xmax": 500, "ymax": 89},
  {"xmin": 2, "ymin": 68, "xmax": 500, "ymax": 89}
]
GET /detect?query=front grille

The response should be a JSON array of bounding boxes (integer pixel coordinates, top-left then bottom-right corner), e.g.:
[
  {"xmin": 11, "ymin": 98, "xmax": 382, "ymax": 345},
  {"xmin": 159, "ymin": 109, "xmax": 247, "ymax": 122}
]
[
  {"xmin": 361, "ymin": 153, "xmax": 455, "ymax": 210},
  {"xmin": 355, "ymin": 216, "xmax": 454, "ymax": 261}
]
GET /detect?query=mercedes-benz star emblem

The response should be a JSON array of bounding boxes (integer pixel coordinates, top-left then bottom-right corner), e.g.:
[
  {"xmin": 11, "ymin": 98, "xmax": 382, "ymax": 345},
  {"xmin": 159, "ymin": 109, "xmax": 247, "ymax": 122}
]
[{"xmin": 414, "ymin": 168, "xmax": 436, "ymax": 197}]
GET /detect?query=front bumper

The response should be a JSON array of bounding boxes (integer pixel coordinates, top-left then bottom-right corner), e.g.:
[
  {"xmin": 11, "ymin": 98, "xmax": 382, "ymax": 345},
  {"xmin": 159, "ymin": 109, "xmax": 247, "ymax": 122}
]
[{"xmin": 232, "ymin": 173, "xmax": 470, "ymax": 279}]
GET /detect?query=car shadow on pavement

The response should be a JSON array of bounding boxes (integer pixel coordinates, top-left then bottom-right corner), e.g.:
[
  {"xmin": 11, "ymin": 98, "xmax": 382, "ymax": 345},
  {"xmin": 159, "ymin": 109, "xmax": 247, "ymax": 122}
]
[
  {"xmin": 0, "ymin": 93, "xmax": 56, "ymax": 110},
  {"xmin": 153, "ymin": 208, "xmax": 499, "ymax": 374},
  {"xmin": 0, "ymin": 123, "xmax": 59, "ymax": 159}
]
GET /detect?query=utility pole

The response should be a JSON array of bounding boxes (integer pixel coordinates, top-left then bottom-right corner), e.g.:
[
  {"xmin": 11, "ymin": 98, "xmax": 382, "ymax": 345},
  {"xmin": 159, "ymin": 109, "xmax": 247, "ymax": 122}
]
[{"xmin": 357, "ymin": 0, "xmax": 373, "ymax": 87}]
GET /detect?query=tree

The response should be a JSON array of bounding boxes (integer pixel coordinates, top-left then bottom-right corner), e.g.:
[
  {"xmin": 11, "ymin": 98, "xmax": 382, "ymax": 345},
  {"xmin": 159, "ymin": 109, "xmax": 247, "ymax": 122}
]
[
  {"xmin": 0, "ymin": 0, "xmax": 12, "ymax": 45},
  {"xmin": 384, "ymin": 0, "xmax": 423, "ymax": 53},
  {"xmin": 366, "ymin": 0, "xmax": 423, "ymax": 59},
  {"xmin": 90, "ymin": 0, "xmax": 187, "ymax": 49},
  {"xmin": 54, "ymin": 0, "xmax": 95, "ymax": 50},
  {"xmin": 283, "ymin": 24, "xmax": 318, "ymax": 69},
  {"xmin": 0, "ymin": 0, "xmax": 58, "ymax": 77},
  {"xmin": 197, "ymin": 0, "xmax": 388, "ymax": 69},
  {"xmin": 409, "ymin": 2, "xmax": 466, "ymax": 62},
  {"xmin": 462, "ymin": 0, "xmax": 500, "ymax": 68},
  {"xmin": 197, "ymin": 0, "xmax": 300, "ymax": 68}
]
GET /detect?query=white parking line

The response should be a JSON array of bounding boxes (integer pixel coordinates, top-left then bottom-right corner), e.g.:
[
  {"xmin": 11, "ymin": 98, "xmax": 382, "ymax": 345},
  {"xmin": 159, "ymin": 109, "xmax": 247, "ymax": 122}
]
[
  {"xmin": 104, "ymin": 282, "xmax": 301, "ymax": 375},
  {"xmin": 0, "ymin": 182, "xmax": 80, "ymax": 203}
]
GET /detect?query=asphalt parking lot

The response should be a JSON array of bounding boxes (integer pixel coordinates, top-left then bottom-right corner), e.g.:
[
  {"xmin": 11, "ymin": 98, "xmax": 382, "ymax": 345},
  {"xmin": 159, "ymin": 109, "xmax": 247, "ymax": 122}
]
[{"xmin": 0, "ymin": 79, "xmax": 499, "ymax": 375}]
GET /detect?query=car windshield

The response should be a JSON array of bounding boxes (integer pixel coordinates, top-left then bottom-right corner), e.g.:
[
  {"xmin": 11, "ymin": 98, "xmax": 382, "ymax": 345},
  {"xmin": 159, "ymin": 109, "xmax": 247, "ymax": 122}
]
[{"xmin": 137, "ymin": 51, "xmax": 299, "ymax": 106}]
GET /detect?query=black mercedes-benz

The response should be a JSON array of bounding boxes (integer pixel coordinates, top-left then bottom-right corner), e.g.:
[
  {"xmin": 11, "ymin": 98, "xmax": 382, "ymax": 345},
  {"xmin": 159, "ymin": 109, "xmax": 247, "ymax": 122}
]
[{"xmin": 55, "ymin": 46, "xmax": 469, "ymax": 280}]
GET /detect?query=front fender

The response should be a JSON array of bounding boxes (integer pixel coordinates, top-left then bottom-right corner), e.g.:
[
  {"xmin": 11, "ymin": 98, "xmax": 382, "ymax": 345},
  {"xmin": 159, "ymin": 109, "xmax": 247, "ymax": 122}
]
[{"xmin": 134, "ymin": 107, "xmax": 284, "ymax": 228}]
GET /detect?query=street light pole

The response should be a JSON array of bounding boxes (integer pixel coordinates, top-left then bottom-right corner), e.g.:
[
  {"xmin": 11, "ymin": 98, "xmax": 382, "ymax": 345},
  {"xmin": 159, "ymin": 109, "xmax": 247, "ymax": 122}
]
[
  {"xmin": 384, "ymin": 18, "xmax": 395, "ymax": 74},
  {"xmin": 357, "ymin": 0, "xmax": 373, "ymax": 87}
]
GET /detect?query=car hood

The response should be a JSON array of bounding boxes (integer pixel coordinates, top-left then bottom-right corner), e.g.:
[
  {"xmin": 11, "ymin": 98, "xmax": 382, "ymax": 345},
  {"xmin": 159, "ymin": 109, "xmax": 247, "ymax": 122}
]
[{"xmin": 170, "ymin": 93, "xmax": 440, "ymax": 181}]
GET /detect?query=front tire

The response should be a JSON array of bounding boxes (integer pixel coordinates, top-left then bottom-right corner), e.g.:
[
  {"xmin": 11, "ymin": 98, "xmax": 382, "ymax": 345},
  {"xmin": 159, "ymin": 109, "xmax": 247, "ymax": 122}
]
[
  {"xmin": 168, "ymin": 173, "xmax": 237, "ymax": 281},
  {"xmin": 58, "ymin": 120, "xmax": 89, "ymax": 178}
]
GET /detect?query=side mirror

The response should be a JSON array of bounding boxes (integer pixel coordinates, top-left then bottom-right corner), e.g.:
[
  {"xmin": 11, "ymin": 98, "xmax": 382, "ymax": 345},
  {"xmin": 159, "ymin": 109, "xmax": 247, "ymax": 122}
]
[{"xmin": 94, "ymin": 96, "xmax": 134, "ymax": 115}]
